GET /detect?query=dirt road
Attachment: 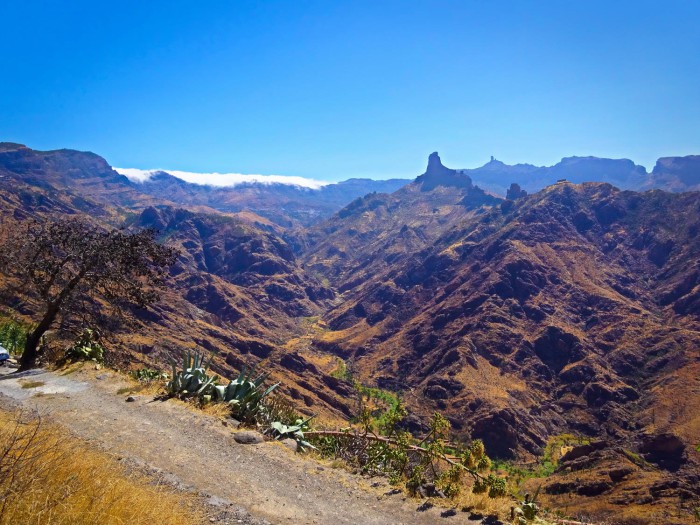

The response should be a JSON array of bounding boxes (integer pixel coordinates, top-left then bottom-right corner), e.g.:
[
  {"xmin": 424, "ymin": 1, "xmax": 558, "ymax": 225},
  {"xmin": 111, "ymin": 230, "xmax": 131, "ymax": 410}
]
[{"xmin": 0, "ymin": 366, "xmax": 494, "ymax": 525}]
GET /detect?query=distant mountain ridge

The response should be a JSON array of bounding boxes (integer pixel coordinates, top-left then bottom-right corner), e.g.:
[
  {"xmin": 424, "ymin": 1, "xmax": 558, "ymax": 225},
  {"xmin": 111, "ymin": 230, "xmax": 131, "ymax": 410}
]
[
  {"xmin": 128, "ymin": 169, "xmax": 411, "ymax": 227},
  {"xmin": 459, "ymin": 155, "xmax": 652, "ymax": 196}
]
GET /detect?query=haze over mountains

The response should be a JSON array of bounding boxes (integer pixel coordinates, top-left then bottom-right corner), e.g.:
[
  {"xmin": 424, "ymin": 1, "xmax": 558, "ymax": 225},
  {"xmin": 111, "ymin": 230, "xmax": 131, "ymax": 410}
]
[{"xmin": 1, "ymin": 141, "xmax": 699, "ymax": 523}]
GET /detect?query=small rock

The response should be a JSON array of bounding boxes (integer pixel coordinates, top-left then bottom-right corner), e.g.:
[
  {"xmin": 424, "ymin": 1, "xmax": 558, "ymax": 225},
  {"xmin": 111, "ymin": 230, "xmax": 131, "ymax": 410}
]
[
  {"xmin": 281, "ymin": 438, "xmax": 298, "ymax": 452},
  {"xmin": 96, "ymin": 373, "xmax": 110, "ymax": 380},
  {"xmin": 125, "ymin": 396, "xmax": 137, "ymax": 402},
  {"xmin": 233, "ymin": 431, "xmax": 264, "ymax": 445},
  {"xmin": 416, "ymin": 502, "xmax": 433, "ymax": 512},
  {"xmin": 417, "ymin": 483, "xmax": 445, "ymax": 499}
]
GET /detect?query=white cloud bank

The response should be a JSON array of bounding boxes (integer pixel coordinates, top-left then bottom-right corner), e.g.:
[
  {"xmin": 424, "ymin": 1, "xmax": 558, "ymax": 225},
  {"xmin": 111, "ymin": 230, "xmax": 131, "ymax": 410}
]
[{"xmin": 115, "ymin": 168, "xmax": 330, "ymax": 190}]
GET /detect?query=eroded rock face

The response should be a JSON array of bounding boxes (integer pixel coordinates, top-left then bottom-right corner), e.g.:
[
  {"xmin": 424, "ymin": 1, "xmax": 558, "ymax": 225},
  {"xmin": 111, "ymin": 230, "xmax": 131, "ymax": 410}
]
[
  {"xmin": 533, "ymin": 327, "xmax": 585, "ymax": 374},
  {"xmin": 640, "ymin": 433, "xmax": 686, "ymax": 471},
  {"xmin": 506, "ymin": 183, "xmax": 527, "ymax": 200},
  {"xmin": 649, "ymin": 155, "xmax": 700, "ymax": 191}
]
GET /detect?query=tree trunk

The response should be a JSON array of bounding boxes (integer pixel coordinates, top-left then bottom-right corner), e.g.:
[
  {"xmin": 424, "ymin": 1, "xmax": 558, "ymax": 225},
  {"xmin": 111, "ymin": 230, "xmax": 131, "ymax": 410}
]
[{"xmin": 18, "ymin": 303, "xmax": 60, "ymax": 371}]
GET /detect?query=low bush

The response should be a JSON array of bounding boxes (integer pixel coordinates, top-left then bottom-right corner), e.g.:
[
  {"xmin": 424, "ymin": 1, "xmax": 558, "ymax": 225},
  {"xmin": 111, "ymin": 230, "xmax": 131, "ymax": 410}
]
[
  {"xmin": 307, "ymin": 405, "xmax": 506, "ymax": 499},
  {"xmin": 65, "ymin": 328, "xmax": 105, "ymax": 363},
  {"xmin": 131, "ymin": 367, "xmax": 167, "ymax": 382}
]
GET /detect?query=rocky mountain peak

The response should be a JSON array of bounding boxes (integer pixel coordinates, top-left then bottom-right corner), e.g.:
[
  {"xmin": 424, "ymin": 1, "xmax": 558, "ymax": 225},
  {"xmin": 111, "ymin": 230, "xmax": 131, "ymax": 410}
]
[
  {"xmin": 426, "ymin": 152, "xmax": 449, "ymax": 174},
  {"xmin": 416, "ymin": 152, "xmax": 474, "ymax": 191}
]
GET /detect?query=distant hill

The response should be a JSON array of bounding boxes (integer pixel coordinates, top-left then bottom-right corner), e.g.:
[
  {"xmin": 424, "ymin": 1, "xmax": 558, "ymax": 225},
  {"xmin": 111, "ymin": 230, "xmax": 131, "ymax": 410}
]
[
  {"xmin": 645, "ymin": 155, "xmax": 700, "ymax": 192},
  {"xmin": 459, "ymin": 156, "xmax": 648, "ymax": 195},
  {"xmin": 459, "ymin": 154, "xmax": 700, "ymax": 195}
]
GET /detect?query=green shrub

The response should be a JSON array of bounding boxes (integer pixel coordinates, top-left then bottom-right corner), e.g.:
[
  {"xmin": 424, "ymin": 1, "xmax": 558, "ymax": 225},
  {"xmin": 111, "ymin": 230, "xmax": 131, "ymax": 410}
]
[
  {"xmin": 307, "ymin": 411, "xmax": 506, "ymax": 499},
  {"xmin": 0, "ymin": 317, "xmax": 30, "ymax": 355},
  {"xmin": 131, "ymin": 368, "xmax": 167, "ymax": 382},
  {"xmin": 165, "ymin": 351, "xmax": 278, "ymax": 424},
  {"xmin": 66, "ymin": 328, "xmax": 105, "ymax": 363}
]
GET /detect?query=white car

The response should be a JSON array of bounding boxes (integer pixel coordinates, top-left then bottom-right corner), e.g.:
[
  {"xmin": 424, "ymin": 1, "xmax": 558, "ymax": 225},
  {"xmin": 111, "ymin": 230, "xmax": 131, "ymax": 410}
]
[{"xmin": 0, "ymin": 345, "xmax": 10, "ymax": 366}]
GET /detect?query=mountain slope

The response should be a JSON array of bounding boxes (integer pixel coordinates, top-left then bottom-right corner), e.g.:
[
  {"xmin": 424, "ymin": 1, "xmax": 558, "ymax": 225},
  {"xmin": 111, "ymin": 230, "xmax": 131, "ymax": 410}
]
[
  {"xmin": 317, "ymin": 182, "xmax": 700, "ymax": 449},
  {"xmin": 0, "ymin": 143, "xmax": 356, "ymax": 421},
  {"xmin": 646, "ymin": 155, "xmax": 700, "ymax": 192},
  {"xmin": 300, "ymin": 152, "xmax": 500, "ymax": 293}
]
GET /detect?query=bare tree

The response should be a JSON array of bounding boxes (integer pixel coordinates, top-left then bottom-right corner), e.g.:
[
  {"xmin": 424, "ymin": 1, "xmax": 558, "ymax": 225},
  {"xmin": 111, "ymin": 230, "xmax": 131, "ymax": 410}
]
[{"xmin": 0, "ymin": 217, "xmax": 178, "ymax": 370}]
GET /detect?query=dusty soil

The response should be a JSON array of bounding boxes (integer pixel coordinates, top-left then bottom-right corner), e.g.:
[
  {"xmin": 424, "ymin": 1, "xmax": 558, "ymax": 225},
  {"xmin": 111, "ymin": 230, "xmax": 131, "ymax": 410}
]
[{"xmin": 0, "ymin": 365, "xmax": 500, "ymax": 525}]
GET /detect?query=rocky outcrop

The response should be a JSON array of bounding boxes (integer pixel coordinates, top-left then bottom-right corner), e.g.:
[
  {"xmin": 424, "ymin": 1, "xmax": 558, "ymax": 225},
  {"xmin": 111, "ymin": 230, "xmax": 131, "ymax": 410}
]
[
  {"xmin": 415, "ymin": 152, "xmax": 474, "ymax": 191},
  {"xmin": 506, "ymin": 183, "xmax": 527, "ymax": 200},
  {"xmin": 647, "ymin": 155, "xmax": 700, "ymax": 191}
]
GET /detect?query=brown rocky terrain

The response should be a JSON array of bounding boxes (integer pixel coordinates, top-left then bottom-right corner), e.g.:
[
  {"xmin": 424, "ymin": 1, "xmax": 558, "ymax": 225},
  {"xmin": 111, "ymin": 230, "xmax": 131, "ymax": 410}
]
[
  {"xmin": 459, "ymin": 155, "xmax": 649, "ymax": 196},
  {"xmin": 309, "ymin": 179, "xmax": 700, "ymax": 521},
  {"xmin": 299, "ymin": 152, "xmax": 499, "ymax": 293},
  {"xmin": 0, "ymin": 143, "xmax": 356, "ymax": 422}
]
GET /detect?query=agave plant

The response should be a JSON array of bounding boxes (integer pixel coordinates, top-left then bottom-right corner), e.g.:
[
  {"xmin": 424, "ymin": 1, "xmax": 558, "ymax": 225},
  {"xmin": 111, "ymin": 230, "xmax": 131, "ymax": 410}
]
[
  {"xmin": 166, "ymin": 349, "xmax": 219, "ymax": 399},
  {"xmin": 213, "ymin": 366, "xmax": 280, "ymax": 423},
  {"xmin": 268, "ymin": 415, "xmax": 316, "ymax": 451}
]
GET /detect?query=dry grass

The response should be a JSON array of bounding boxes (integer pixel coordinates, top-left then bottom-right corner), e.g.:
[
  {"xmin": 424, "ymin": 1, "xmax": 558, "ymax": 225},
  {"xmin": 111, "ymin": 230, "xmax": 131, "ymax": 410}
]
[
  {"xmin": 451, "ymin": 490, "xmax": 514, "ymax": 519},
  {"xmin": 19, "ymin": 380, "xmax": 45, "ymax": 389},
  {"xmin": 0, "ymin": 408, "xmax": 201, "ymax": 525}
]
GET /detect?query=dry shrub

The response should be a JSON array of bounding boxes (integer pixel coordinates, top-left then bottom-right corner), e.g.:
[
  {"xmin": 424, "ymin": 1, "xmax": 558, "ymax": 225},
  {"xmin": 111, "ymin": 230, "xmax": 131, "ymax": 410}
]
[
  {"xmin": 0, "ymin": 408, "xmax": 200, "ymax": 525},
  {"xmin": 452, "ymin": 490, "xmax": 514, "ymax": 520}
]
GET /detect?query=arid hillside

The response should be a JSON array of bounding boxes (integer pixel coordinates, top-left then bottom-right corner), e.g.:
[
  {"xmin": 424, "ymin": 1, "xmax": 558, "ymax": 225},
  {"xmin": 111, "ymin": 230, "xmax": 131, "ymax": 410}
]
[
  {"xmin": 0, "ymin": 143, "xmax": 357, "ymax": 421},
  {"xmin": 309, "ymin": 180, "xmax": 700, "ymax": 519}
]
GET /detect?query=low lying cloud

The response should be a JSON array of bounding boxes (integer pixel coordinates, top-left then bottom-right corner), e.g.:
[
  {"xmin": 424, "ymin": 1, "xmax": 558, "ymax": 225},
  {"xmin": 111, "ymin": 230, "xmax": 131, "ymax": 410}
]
[{"xmin": 115, "ymin": 168, "xmax": 330, "ymax": 190}]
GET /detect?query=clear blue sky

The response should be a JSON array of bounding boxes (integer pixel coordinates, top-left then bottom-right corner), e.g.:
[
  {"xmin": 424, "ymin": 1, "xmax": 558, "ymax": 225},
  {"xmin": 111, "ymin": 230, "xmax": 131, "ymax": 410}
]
[{"xmin": 1, "ymin": 1, "xmax": 698, "ymax": 180}]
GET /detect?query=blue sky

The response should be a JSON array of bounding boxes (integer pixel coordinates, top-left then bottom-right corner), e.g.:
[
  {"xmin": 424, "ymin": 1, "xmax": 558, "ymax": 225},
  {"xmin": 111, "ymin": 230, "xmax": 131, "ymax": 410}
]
[{"xmin": 1, "ymin": 1, "xmax": 698, "ymax": 181}]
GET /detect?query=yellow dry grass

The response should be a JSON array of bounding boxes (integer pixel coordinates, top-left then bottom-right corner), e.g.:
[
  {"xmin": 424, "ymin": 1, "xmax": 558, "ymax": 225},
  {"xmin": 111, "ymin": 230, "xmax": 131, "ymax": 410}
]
[{"xmin": 0, "ymin": 408, "xmax": 201, "ymax": 525}]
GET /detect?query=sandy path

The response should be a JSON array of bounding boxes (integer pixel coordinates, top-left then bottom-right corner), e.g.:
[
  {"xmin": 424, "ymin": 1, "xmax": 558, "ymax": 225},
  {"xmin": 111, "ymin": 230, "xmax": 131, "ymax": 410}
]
[{"xmin": 0, "ymin": 366, "xmax": 477, "ymax": 525}]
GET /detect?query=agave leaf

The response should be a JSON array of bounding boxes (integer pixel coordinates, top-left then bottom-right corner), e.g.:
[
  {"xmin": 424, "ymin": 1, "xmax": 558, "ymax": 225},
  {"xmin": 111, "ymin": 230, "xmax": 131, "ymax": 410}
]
[
  {"xmin": 262, "ymin": 382, "xmax": 280, "ymax": 398},
  {"xmin": 299, "ymin": 440, "xmax": 316, "ymax": 450}
]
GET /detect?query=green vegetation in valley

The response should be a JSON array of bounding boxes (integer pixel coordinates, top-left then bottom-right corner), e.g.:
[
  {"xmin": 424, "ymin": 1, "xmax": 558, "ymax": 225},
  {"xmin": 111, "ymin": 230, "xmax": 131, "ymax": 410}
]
[
  {"xmin": 492, "ymin": 433, "xmax": 591, "ymax": 497},
  {"xmin": 330, "ymin": 358, "xmax": 350, "ymax": 380}
]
